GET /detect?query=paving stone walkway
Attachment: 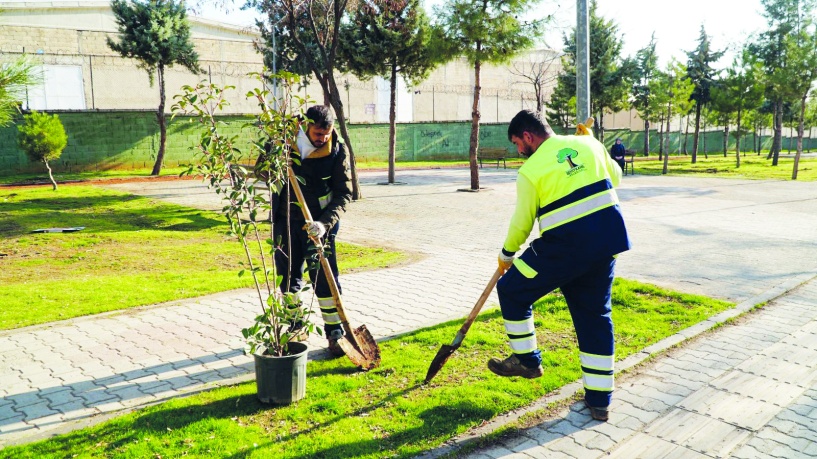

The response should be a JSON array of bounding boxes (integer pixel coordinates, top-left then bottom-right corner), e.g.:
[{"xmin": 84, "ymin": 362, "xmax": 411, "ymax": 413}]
[{"xmin": 2, "ymin": 169, "xmax": 817, "ymax": 455}]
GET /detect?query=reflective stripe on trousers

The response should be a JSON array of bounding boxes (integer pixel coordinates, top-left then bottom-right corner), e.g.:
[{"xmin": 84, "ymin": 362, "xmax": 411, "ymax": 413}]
[
  {"xmin": 580, "ymin": 351, "xmax": 614, "ymax": 392},
  {"xmin": 505, "ymin": 317, "xmax": 537, "ymax": 355},
  {"xmin": 318, "ymin": 296, "xmax": 341, "ymax": 325}
]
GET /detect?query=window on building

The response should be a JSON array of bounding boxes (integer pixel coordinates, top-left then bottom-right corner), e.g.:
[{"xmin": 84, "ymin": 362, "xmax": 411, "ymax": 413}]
[{"xmin": 26, "ymin": 65, "xmax": 86, "ymax": 110}]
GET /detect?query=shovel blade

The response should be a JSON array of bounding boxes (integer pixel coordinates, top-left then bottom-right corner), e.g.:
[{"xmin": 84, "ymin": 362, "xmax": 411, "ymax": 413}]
[
  {"xmin": 424, "ymin": 344, "xmax": 458, "ymax": 383},
  {"xmin": 337, "ymin": 324, "xmax": 381, "ymax": 370}
]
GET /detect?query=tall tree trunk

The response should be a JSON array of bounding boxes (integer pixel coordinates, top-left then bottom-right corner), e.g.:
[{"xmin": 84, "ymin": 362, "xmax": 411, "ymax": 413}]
[
  {"xmin": 388, "ymin": 63, "xmax": 397, "ymax": 184},
  {"xmin": 658, "ymin": 116, "xmax": 665, "ymax": 160},
  {"xmin": 753, "ymin": 121, "xmax": 758, "ymax": 155},
  {"xmin": 793, "ymin": 94, "xmax": 807, "ymax": 180},
  {"xmin": 736, "ymin": 109, "xmax": 742, "ymax": 168},
  {"xmin": 643, "ymin": 119, "xmax": 650, "ymax": 156},
  {"xmin": 722, "ymin": 125, "xmax": 729, "ymax": 157},
  {"xmin": 468, "ymin": 57, "xmax": 482, "ymax": 191},
  {"xmin": 771, "ymin": 100, "xmax": 782, "ymax": 165},
  {"xmin": 692, "ymin": 102, "xmax": 702, "ymax": 163},
  {"xmin": 152, "ymin": 63, "xmax": 167, "ymax": 176},
  {"xmin": 662, "ymin": 105, "xmax": 672, "ymax": 174},
  {"xmin": 598, "ymin": 112, "xmax": 605, "ymax": 142},
  {"xmin": 323, "ymin": 73, "xmax": 362, "ymax": 200},
  {"xmin": 702, "ymin": 116, "xmax": 708, "ymax": 159},
  {"xmin": 683, "ymin": 114, "xmax": 690, "ymax": 154}
]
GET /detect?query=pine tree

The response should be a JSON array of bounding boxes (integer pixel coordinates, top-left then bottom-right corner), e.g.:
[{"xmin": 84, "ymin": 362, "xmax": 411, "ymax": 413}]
[
  {"xmin": 340, "ymin": 0, "xmax": 439, "ymax": 184},
  {"xmin": 434, "ymin": 0, "xmax": 540, "ymax": 191},
  {"xmin": 630, "ymin": 34, "xmax": 660, "ymax": 156},
  {"xmin": 107, "ymin": 0, "xmax": 201, "ymax": 176},
  {"xmin": 685, "ymin": 25, "xmax": 725, "ymax": 164},
  {"xmin": 17, "ymin": 111, "xmax": 68, "ymax": 190}
]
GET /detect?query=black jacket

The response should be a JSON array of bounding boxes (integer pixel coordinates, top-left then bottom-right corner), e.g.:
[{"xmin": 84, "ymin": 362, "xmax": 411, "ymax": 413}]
[
  {"xmin": 265, "ymin": 130, "xmax": 352, "ymax": 229},
  {"xmin": 610, "ymin": 143, "xmax": 626, "ymax": 159}
]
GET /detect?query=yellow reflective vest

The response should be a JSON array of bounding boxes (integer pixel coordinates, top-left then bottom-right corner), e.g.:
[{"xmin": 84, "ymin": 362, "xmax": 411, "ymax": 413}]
[{"xmin": 503, "ymin": 134, "xmax": 630, "ymax": 260}]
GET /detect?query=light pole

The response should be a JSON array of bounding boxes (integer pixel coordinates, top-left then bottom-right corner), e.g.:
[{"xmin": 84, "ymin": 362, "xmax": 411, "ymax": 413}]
[{"xmin": 576, "ymin": 0, "xmax": 590, "ymax": 124}]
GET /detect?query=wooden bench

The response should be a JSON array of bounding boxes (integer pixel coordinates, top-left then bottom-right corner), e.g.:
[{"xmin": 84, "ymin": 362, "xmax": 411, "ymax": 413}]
[
  {"xmin": 623, "ymin": 150, "xmax": 635, "ymax": 175},
  {"xmin": 478, "ymin": 147, "xmax": 511, "ymax": 169}
]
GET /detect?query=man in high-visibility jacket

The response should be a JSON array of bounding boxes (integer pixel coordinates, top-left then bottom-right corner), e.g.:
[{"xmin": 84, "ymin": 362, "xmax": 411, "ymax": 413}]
[{"xmin": 490, "ymin": 110, "xmax": 630, "ymax": 422}]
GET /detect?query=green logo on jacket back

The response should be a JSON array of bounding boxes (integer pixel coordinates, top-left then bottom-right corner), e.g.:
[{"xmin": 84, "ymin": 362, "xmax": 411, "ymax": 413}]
[{"xmin": 557, "ymin": 148, "xmax": 585, "ymax": 176}]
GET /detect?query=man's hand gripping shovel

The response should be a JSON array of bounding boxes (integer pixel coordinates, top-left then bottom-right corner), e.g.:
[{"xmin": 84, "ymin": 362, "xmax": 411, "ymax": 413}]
[{"xmin": 287, "ymin": 167, "xmax": 381, "ymax": 370}]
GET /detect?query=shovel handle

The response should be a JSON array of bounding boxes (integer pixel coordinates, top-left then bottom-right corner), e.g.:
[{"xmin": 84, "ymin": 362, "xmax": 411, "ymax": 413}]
[
  {"xmin": 286, "ymin": 167, "xmax": 352, "ymax": 333},
  {"xmin": 450, "ymin": 268, "xmax": 503, "ymax": 347}
]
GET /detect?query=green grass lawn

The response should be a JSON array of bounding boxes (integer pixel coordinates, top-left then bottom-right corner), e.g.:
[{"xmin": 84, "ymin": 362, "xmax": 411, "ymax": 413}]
[
  {"xmin": 0, "ymin": 279, "xmax": 732, "ymax": 459},
  {"xmin": 633, "ymin": 152, "xmax": 817, "ymax": 180},
  {"xmin": 0, "ymin": 185, "xmax": 408, "ymax": 330}
]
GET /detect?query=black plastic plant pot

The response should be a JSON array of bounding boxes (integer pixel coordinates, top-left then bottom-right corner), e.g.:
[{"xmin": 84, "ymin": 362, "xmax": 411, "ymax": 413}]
[{"xmin": 253, "ymin": 341, "xmax": 308, "ymax": 404}]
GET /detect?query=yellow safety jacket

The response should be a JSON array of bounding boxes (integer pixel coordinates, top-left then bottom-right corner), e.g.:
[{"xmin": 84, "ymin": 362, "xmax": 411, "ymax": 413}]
[{"xmin": 503, "ymin": 134, "xmax": 630, "ymax": 261}]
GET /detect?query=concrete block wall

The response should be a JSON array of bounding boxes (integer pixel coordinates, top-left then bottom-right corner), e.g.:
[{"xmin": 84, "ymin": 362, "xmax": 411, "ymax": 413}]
[
  {"xmin": 349, "ymin": 123, "xmax": 514, "ymax": 162},
  {"xmin": 2, "ymin": 112, "xmax": 814, "ymax": 176}
]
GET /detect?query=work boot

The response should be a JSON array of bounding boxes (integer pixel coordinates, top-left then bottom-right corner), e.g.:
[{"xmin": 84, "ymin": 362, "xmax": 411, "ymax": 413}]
[
  {"xmin": 585, "ymin": 399, "xmax": 609, "ymax": 422},
  {"xmin": 327, "ymin": 329, "xmax": 345, "ymax": 358},
  {"xmin": 487, "ymin": 354, "xmax": 543, "ymax": 379}
]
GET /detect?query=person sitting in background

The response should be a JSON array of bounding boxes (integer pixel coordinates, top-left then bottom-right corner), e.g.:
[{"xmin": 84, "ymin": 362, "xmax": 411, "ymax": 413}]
[{"xmin": 610, "ymin": 138, "xmax": 626, "ymax": 172}]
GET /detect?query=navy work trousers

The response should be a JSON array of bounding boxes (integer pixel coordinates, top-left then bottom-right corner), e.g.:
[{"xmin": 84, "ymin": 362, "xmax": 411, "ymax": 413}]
[
  {"xmin": 274, "ymin": 219, "xmax": 342, "ymax": 336},
  {"xmin": 497, "ymin": 239, "xmax": 616, "ymax": 408}
]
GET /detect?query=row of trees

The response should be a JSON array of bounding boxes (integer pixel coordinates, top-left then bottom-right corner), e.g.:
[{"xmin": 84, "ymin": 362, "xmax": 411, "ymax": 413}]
[
  {"xmin": 246, "ymin": 0, "xmax": 547, "ymax": 194},
  {"xmin": 548, "ymin": 0, "xmax": 817, "ymax": 179}
]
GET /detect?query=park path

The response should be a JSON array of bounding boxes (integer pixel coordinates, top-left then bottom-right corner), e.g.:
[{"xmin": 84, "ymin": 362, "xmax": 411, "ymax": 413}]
[{"xmin": 2, "ymin": 169, "xmax": 817, "ymax": 454}]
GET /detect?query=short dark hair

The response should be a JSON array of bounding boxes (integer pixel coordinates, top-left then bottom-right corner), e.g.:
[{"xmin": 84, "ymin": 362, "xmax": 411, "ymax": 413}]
[
  {"xmin": 305, "ymin": 105, "xmax": 334, "ymax": 129},
  {"xmin": 508, "ymin": 110, "xmax": 551, "ymax": 141}
]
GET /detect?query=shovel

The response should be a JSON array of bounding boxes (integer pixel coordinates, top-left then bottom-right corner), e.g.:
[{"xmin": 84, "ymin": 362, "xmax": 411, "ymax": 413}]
[
  {"xmin": 425, "ymin": 268, "xmax": 503, "ymax": 383},
  {"xmin": 286, "ymin": 167, "xmax": 381, "ymax": 370}
]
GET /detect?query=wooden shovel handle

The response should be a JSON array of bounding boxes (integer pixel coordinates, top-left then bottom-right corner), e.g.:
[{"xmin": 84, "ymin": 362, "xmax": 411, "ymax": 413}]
[
  {"xmin": 286, "ymin": 167, "xmax": 351, "ymax": 330},
  {"xmin": 451, "ymin": 268, "xmax": 503, "ymax": 347}
]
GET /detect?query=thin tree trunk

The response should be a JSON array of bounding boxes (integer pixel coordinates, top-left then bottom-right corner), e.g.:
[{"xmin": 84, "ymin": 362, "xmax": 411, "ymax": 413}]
[
  {"xmin": 692, "ymin": 102, "xmax": 701, "ymax": 163},
  {"xmin": 151, "ymin": 63, "xmax": 166, "ymax": 176},
  {"xmin": 662, "ymin": 105, "xmax": 672, "ymax": 174},
  {"xmin": 324, "ymin": 74, "xmax": 362, "ymax": 200},
  {"xmin": 793, "ymin": 94, "xmax": 807, "ymax": 180},
  {"xmin": 598, "ymin": 112, "xmax": 605, "ymax": 142},
  {"xmin": 702, "ymin": 116, "xmax": 708, "ymax": 159},
  {"xmin": 388, "ymin": 62, "xmax": 397, "ymax": 184},
  {"xmin": 469, "ymin": 56, "xmax": 482, "ymax": 191},
  {"xmin": 723, "ymin": 125, "xmax": 729, "ymax": 157},
  {"xmin": 683, "ymin": 114, "xmax": 690, "ymax": 154},
  {"xmin": 753, "ymin": 121, "xmax": 758, "ymax": 155},
  {"xmin": 643, "ymin": 119, "xmax": 650, "ymax": 156},
  {"xmin": 44, "ymin": 159, "xmax": 57, "ymax": 191},
  {"xmin": 771, "ymin": 100, "xmax": 782, "ymax": 165},
  {"xmin": 658, "ymin": 116, "xmax": 665, "ymax": 160},
  {"xmin": 736, "ymin": 109, "xmax": 742, "ymax": 168}
]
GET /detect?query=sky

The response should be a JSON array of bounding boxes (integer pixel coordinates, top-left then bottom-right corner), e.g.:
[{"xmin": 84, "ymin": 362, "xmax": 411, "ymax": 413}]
[
  {"xmin": 19, "ymin": 0, "xmax": 770, "ymax": 69},
  {"xmin": 194, "ymin": 0, "xmax": 770, "ymax": 69}
]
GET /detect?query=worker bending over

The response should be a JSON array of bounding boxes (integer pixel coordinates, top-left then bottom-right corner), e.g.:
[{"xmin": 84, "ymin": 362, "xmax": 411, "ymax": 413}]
[{"xmin": 491, "ymin": 110, "xmax": 630, "ymax": 422}]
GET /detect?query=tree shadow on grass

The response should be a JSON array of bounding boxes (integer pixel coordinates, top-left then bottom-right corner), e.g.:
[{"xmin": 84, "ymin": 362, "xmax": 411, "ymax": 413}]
[
  {"xmin": 0, "ymin": 193, "xmax": 226, "ymax": 237},
  {"xmin": 223, "ymin": 401, "xmax": 496, "ymax": 459}
]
